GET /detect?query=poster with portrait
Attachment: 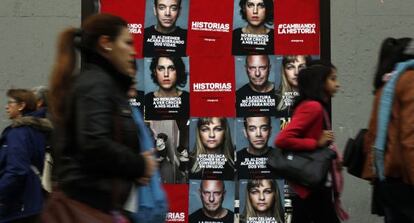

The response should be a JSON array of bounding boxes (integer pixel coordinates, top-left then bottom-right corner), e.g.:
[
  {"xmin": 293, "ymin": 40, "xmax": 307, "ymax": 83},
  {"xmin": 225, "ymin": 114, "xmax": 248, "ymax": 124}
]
[
  {"xmin": 232, "ymin": 0, "xmax": 275, "ymax": 55},
  {"xmin": 235, "ymin": 117, "xmax": 279, "ymax": 179},
  {"xmin": 189, "ymin": 180, "xmax": 235, "ymax": 223},
  {"xmin": 274, "ymin": 0, "xmax": 320, "ymax": 55},
  {"xmin": 274, "ymin": 55, "xmax": 319, "ymax": 118},
  {"xmin": 235, "ymin": 55, "xmax": 279, "ymax": 117},
  {"xmin": 186, "ymin": 0, "xmax": 233, "ymax": 56},
  {"xmin": 97, "ymin": 1, "xmax": 324, "ymax": 222},
  {"xmin": 149, "ymin": 120, "xmax": 189, "ymax": 184},
  {"xmin": 239, "ymin": 179, "xmax": 285, "ymax": 223},
  {"xmin": 129, "ymin": 59, "xmax": 145, "ymax": 112},
  {"xmin": 100, "ymin": 0, "xmax": 145, "ymax": 58},
  {"xmin": 143, "ymin": 0, "xmax": 189, "ymax": 56},
  {"xmin": 188, "ymin": 117, "xmax": 235, "ymax": 180},
  {"xmin": 189, "ymin": 56, "xmax": 236, "ymax": 117},
  {"xmin": 144, "ymin": 56, "xmax": 190, "ymax": 120}
]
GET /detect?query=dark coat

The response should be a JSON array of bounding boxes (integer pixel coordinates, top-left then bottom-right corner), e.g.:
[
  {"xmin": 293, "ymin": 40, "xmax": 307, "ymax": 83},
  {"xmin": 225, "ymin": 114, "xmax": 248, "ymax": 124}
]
[
  {"xmin": 0, "ymin": 113, "xmax": 52, "ymax": 222},
  {"xmin": 54, "ymin": 52, "xmax": 146, "ymax": 212}
]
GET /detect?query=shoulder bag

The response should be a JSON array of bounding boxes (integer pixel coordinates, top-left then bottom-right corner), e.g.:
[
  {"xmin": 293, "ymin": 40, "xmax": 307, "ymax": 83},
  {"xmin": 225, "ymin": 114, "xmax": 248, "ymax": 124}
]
[
  {"xmin": 343, "ymin": 128, "xmax": 367, "ymax": 178},
  {"xmin": 267, "ymin": 110, "xmax": 336, "ymax": 188}
]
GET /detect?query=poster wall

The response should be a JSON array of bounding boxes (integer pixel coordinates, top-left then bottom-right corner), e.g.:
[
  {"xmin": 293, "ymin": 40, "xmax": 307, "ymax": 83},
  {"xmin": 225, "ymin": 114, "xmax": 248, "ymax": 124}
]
[{"xmin": 100, "ymin": 0, "xmax": 321, "ymax": 222}]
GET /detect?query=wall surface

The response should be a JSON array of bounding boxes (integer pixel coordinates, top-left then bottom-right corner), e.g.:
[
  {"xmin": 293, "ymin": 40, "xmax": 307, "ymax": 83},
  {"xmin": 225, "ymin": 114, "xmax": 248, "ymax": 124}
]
[
  {"xmin": 331, "ymin": 0, "xmax": 414, "ymax": 222},
  {"xmin": 0, "ymin": 0, "xmax": 80, "ymax": 126},
  {"xmin": 1, "ymin": 0, "xmax": 414, "ymax": 222}
]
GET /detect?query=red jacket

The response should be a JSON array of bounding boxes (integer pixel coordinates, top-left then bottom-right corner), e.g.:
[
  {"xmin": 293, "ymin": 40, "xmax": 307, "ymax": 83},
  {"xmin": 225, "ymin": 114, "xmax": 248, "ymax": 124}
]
[{"xmin": 275, "ymin": 100, "xmax": 324, "ymax": 198}]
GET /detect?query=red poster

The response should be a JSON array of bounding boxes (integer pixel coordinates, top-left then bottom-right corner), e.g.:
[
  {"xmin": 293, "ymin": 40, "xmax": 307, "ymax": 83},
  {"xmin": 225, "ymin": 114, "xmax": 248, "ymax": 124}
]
[
  {"xmin": 190, "ymin": 56, "xmax": 236, "ymax": 117},
  {"xmin": 274, "ymin": 0, "xmax": 320, "ymax": 55},
  {"xmin": 164, "ymin": 184, "xmax": 189, "ymax": 223},
  {"xmin": 186, "ymin": 0, "xmax": 234, "ymax": 56},
  {"xmin": 100, "ymin": 0, "xmax": 146, "ymax": 58}
]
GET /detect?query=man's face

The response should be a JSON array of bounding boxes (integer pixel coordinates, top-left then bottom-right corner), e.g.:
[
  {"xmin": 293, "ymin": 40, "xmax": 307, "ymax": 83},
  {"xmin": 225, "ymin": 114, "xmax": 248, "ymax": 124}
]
[
  {"xmin": 154, "ymin": 0, "xmax": 180, "ymax": 30},
  {"xmin": 200, "ymin": 180, "xmax": 225, "ymax": 213},
  {"xmin": 246, "ymin": 55, "xmax": 270, "ymax": 89},
  {"xmin": 244, "ymin": 117, "xmax": 271, "ymax": 151}
]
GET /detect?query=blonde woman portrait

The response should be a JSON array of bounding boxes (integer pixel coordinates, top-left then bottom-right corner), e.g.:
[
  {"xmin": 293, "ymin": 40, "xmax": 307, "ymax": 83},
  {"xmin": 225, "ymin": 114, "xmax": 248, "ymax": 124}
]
[
  {"xmin": 276, "ymin": 55, "xmax": 312, "ymax": 117},
  {"xmin": 241, "ymin": 179, "xmax": 284, "ymax": 223},
  {"xmin": 189, "ymin": 117, "xmax": 235, "ymax": 180}
]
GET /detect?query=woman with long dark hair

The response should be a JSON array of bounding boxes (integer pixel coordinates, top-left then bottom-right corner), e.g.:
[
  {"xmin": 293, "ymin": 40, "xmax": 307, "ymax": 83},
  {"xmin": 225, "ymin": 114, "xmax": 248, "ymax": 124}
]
[
  {"xmin": 45, "ymin": 13, "xmax": 157, "ymax": 220},
  {"xmin": 275, "ymin": 61, "xmax": 346, "ymax": 223}
]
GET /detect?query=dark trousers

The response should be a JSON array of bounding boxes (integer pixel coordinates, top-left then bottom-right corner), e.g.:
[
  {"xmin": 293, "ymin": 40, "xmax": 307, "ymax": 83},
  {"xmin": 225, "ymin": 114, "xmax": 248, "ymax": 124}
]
[
  {"xmin": 291, "ymin": 186, "xmax": 339, "ymax": 223},
  {"xmin": 378, "ymin": 178, "xmax": 414, "ymax": 223}
]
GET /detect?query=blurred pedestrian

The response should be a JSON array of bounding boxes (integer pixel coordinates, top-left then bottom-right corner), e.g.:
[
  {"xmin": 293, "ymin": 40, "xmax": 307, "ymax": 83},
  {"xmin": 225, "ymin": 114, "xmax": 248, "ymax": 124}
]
[
  {"xmin": 0, "ymin": 89, "xmax": 52, "ymax": 222},
  {"xmin": 43, "ymin": 13, "xmax": 157, "ymax": 222},
  {"xmin": 275, "ymin": 61, "xmax": 347, "ymax": 223},
  {"xmin": 363, "ymin": 37, "xmax": 414, "ymax": 223},
  {"xmin": 31, "ymin": 86, "xmax": 54, "ymax": 194}
]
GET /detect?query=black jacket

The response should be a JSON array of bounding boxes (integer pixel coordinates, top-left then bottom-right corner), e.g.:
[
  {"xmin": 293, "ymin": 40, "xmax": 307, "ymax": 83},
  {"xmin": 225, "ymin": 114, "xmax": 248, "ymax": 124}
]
[{"xmin": 55, "ymin": 52, "xmax": 146, "ymax": 211}]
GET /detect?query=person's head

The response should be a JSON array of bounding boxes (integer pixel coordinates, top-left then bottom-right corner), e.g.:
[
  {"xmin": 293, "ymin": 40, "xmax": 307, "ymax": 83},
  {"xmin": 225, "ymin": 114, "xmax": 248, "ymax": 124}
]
[
  {"xmin": 281, "ymin": 55, "xmax": 312, "ymax": 89},
  {"xmin": 50, "ymin": 14, "xmax": 135, "ymax": 124},
  {"xmin": 150, "ymin": 56, "xmax": 187, "ymax": 91},
  {"xmin": 243, "ymin": 179, "xmax": 282, "ymax": 220},
  {"xmin": 196, "ymin": 117, "xmax": 229, "ymax": 152},
  {"xmin": 199, "ymin": 180, "xmax": 226, "ymax": 216},
  {"xmin": 277, "ymin": 55, "xmax": 312, "ymax": 111},
  {"xmin": 5, "ymin": 89, "xmax": 37, "ymax": 120},
  {"xmin": 153, "ymin": 0, "xmax": 181, "ymax": 33},
  {"xmin": 373, "ymin": 37, "xmax": 414, "ymax": 92},
  {"xmin": 32, "ymin": 86, "xmax": 49, "ymax": 109},
  {"xmin": 245, "ymin": 55, "xmax": 271, "ymax": 91},
  {"xmin": 239, "ymin": 0, "xmax": 274, "ymax": 28},
  {"xmin": 295, "ymin": 60, "xmax": 339, "ymax": 107},
  {"xmin": 81, "ymin": 14, "xmax": 136, "ymax": 75},
  {"xmin": 243, "ymin": 116, "xmax": 271, "ymax": 154},
  {"xmin": 191, "ymin": 117, "xmax": 235, "ymax": 173}
]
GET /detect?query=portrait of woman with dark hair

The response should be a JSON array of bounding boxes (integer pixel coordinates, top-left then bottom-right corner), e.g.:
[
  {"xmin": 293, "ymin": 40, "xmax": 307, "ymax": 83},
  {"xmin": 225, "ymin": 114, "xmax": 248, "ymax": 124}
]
[
  {"xmin": 240, "ymin": 179, "xmax": 284, "ymax": 223},
  {"xmin": 189, "ymin": 117, "xmax": 235, "ymax": 180},
  {"xmin": 276, "ymin": 55, "xmax": 312, "ymax": 117},
  {"xmin": 144, "ymin": 56, "xmax": 189, "ymax": 120},
  {"xmin": 232, "ymin": 0, "xmax": 274, "ymax": 55}
]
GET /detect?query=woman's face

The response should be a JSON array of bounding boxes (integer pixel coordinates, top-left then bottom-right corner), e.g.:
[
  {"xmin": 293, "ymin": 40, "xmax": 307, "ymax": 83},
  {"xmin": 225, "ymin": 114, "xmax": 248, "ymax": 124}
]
[
  {"xmin": 283, "ymin": 56, "xmax": 307, "ymax": 87},
  {"xmin": 324, "ymin": 70, "xmax": 340, "ymax": 97},
  {"xmin": 199, "ymin": 118, "xmax": 225, "ymax": 151},
  {"xmin": 244, "ymin": 0, "xmax": 266, "ymax": 28},
  {"xmin": 5, "ymin": 97, "xmax": 23, "ymax": 119},
  {"xmin": 106, "ymin": 27, "xmax": 136, "ymax": 76},
  {"xmin": 249, "ymin": 180, "xmax": 275, "ymax": 213},
  {"xmin": 155, "ymin": 57, "xmax": 178, "ymax": 91}
]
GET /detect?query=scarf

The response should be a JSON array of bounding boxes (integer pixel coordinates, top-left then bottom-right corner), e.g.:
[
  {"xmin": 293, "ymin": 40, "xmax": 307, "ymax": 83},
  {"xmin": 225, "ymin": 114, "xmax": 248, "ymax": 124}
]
[
  {"xmin": 374, "ymin": 59, "xmax": 414, "ymax": 181},
  {"xmin": 323, "ymin": 110, "xmax": 350, "ymax": 221}
]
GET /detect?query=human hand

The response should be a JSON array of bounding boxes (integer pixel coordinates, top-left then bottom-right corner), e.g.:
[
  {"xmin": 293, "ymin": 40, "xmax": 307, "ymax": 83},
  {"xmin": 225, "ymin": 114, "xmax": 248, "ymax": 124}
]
[{"xmin": 317, "ymin": 130, "xmax": 334, "ymax": 147}]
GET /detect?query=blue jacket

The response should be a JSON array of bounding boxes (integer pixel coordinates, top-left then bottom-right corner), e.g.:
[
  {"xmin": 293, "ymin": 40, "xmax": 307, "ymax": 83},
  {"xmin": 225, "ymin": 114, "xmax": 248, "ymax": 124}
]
[{"xmin": 0, "ymin": 112, "xmax": 52, "ymax": 222}]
